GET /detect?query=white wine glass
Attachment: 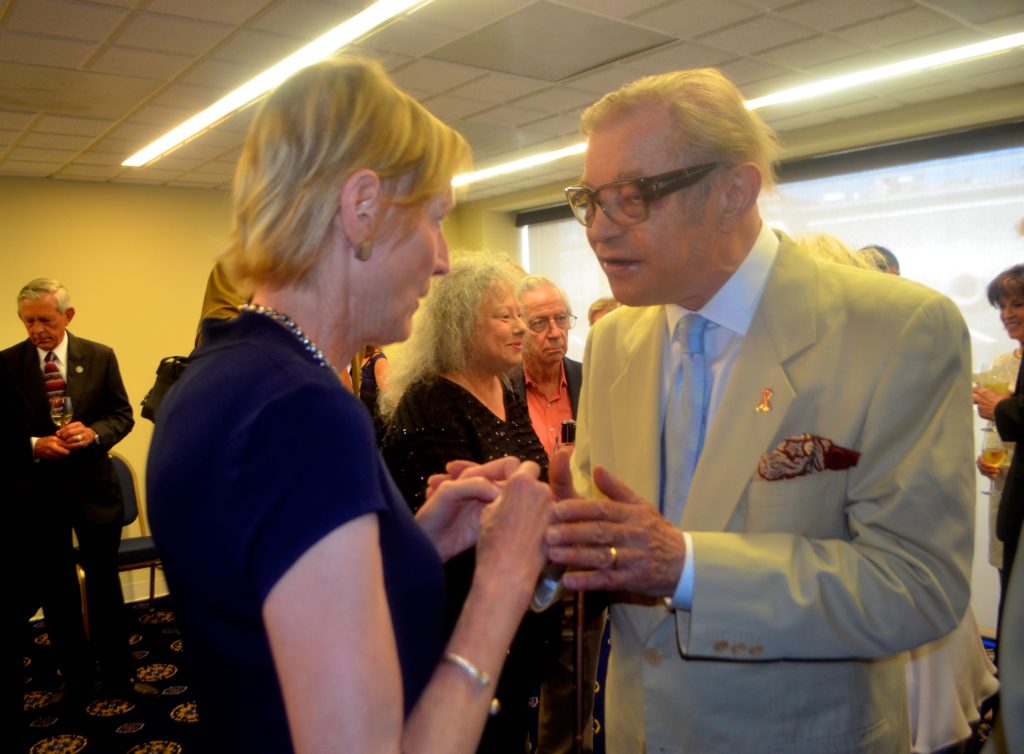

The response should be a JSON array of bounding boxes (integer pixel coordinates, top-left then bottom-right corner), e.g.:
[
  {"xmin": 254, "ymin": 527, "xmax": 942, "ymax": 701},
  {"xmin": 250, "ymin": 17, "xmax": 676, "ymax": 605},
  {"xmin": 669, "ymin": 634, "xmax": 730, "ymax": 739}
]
[
  {"xmin": 50, "ymin": 396, "xmax": 73, "ymax": 430},
  {"xmin": 981, "ymin": 432, "xmax": 1009, "ymax": 497}
]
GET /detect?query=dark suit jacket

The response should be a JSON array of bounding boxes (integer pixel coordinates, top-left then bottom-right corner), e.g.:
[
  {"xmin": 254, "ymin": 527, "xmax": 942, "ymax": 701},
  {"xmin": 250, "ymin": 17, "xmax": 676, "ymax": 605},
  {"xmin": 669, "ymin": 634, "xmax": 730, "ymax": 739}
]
[
  {"xmin": 995, "ymin": 360, "xmax": 1024, "ymax": 551},
  {"xmin": 508, "ymin": 356, "xmax": 583, "ymax": 418},
  {"xmin": 1, "ymin": 332, "xmax": 134, "ymax": 525}
]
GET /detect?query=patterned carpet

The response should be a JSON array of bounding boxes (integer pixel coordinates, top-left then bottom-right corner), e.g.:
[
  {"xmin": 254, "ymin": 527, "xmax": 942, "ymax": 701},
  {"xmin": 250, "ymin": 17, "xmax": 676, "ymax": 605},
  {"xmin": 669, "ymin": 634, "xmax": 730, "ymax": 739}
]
[{"xmin": 18, "ymin": 597, "xmax": 205, "ymax": 754}]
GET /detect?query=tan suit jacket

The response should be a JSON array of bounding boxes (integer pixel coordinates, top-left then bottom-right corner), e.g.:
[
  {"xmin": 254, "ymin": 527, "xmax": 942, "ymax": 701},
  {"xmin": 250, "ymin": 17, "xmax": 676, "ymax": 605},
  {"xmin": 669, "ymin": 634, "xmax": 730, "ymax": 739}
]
[{"xmin": 572, "ymin": 235, "xmax": 974, "ymax": 754}]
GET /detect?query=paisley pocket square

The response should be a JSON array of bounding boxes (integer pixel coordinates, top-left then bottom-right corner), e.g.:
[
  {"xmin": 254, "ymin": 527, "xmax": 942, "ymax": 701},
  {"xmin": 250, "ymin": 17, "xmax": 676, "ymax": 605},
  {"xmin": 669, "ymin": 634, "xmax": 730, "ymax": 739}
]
[{"xmin": 757, "ymin": 433, "xmax": 861, "ymax": 481}]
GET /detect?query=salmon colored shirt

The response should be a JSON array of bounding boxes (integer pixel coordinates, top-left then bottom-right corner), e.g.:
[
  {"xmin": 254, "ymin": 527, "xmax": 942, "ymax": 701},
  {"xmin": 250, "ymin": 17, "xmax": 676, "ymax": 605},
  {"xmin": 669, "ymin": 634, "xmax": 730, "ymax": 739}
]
[{"xmin": 523, "ymin": 361, "xmax": 574, "ymax": 458}]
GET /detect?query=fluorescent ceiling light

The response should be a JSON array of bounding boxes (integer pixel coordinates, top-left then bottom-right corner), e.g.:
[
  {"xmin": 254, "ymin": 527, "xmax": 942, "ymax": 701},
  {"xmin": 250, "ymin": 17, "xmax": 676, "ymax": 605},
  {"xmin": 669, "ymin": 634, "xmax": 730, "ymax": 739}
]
[
  {"xmin": 453, "ymin": 31, "xmax": 1024, "ymax": 188},
  {"xmin": 122, "ymin": 0, "xmax": 428, "ymax": 167},
  {"xmin": 452, "ymin": 142, "xmax": 587, "ymax": 187},
  {"xmin": 745, "ymin": 31, "xmax": 1024, "ymax": 110}
]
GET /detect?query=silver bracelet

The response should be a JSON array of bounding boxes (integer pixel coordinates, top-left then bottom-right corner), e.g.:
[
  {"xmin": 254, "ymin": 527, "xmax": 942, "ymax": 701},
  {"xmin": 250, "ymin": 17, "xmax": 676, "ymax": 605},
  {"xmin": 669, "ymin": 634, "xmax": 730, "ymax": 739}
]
[{"xmin": 443, "ymin": 652, "xmax": 491, "ymax": 689}]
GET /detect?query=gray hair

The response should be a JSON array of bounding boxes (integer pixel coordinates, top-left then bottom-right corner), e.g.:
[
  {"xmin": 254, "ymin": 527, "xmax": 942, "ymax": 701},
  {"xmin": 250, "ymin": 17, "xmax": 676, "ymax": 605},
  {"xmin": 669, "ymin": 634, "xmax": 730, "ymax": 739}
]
[
  {"xmin": 18, "ymin": 278, "xmax": 71, "ymax": 313},
  {"xmin": 516, "ymin": 275, "xmax": 571, "ymax": 315},
  {"xmin": 380, "ymin": 253, "xmax": 524, "ymax": 417}
]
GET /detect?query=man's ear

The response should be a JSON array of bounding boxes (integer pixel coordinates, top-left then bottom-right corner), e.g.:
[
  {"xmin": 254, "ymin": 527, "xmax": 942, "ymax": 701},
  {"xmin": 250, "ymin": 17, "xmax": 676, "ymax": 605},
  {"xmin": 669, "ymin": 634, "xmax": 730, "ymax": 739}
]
[
  {"xmin": 336, "ymin": 169, "xmax": 383, "ymax": 251},
  {"xmin": 717, "ymin": 163, "xmax": 761, "ymax": 232},
  {"xmin": 64, "ymin": 307, "xmax": 75, "ymax": 324}
]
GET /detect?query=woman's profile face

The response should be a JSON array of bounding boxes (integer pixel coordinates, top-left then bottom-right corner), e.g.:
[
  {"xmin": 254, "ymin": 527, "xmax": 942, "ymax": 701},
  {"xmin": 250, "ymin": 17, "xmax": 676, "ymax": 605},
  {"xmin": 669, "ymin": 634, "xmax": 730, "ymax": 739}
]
[
  {"xmin": 368, "ymin": 191, "xmax": 453, "ymax": 345},
  {"xmin": 999, "ymin": 290, "xmax": 1024, "ymax": 343},
  {"xmin": 468, "ymin": 286, "xmax": 526, "ymax": 377}
]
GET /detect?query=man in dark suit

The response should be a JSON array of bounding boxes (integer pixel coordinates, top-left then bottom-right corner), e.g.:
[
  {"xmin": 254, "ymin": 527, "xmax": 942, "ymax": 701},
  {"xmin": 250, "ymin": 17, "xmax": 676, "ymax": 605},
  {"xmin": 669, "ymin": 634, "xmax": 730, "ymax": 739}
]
[
  {"xmin": 508, "ymin": 275, "xmax": 600, "ymax": 754},
  {"xmin": 2, "ymin": 278, "xmax": 152, "ymax": 699}
]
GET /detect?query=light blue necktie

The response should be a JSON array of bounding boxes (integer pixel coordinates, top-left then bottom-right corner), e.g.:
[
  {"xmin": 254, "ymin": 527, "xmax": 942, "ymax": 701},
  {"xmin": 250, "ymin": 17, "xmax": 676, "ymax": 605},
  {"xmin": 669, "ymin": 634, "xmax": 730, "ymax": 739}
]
[{"xmin": 661, "ymin": 314, "xmax": 710, "ymax": 523}]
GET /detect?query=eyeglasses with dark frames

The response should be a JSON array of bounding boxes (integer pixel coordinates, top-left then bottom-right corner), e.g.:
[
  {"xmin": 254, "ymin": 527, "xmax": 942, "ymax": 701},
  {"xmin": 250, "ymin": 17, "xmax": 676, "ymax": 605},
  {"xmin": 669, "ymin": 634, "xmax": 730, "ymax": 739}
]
[
  {"xmin": 564, "ymin": 162, "xmax": 718, "ymax": 229},
  {"xmin": 526, "ymin": 314, "xmax": 577, "ymax": 333}
]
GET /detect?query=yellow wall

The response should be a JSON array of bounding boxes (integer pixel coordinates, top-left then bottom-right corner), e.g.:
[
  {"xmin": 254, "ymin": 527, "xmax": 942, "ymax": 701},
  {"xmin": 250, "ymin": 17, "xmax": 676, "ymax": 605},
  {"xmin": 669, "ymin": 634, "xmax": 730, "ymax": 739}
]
[{"xmin": 0, "ymin": 177, "xmax": 231, "ymax": 559}]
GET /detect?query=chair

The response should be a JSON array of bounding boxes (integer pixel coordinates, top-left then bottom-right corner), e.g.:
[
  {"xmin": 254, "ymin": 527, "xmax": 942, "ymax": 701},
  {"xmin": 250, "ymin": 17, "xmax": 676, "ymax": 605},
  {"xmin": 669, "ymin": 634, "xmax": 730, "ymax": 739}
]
[{"xmin": 77, "ymin": 453, "xmax": 163, "ymax": 629}]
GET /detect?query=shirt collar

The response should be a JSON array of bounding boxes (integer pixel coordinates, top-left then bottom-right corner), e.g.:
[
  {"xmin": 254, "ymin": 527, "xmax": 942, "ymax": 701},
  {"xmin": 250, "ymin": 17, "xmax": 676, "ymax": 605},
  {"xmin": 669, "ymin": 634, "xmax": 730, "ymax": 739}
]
[
  {"xmin": 523, "ymin": 359, "xmax": 566, "ymax": 389},
  {"xmin": 665, "ymin": 221, "xmax": 778, "ymax": 337},
  {"xmin": 36, "ymin": 333, "xmax": 69, "ymax": 368}
]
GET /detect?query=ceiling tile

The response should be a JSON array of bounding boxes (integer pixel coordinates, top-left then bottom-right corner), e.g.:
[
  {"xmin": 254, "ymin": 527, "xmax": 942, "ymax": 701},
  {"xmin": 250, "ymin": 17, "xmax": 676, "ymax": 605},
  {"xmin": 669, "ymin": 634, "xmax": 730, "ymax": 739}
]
[
  {"xmin": 0, "ymin": 129, "xmax": 17, "ymax": 146},
  {"xmin": 918, "ymin": 0, "xmax": 1024, "ymax": 24},
  {"xmin": 210, "ymin": 28, "xmax": 306, "ymax": 67},
  {"xmin": 0, "ymin": 30, "xmax": 96, "ymax": 68},
  {"xmin": 127, "ymin": 103, "xmax": 195, "ymax": 127},
  {"xmin": 758, "ymin": 33, "xmax": 865, "ymax": 69},
  {"xmin": 423, "ymin": 94, "xmax": 493, "ymax": 121},
  {"xmin": 179, "ymin": 58, "xmax": 260, "ymax": 89},
  {"xmin": 463, "ymin": 104, "xmax": 550, "ymax": 128},
  {"xmin": 34, "ymin": 114, "xmax": 114, "ymax": 136},
  {"xmin": 6, "ymin": 0, "xmax": 129, "ymax": 42},
  {"xmin": 619, "ymin": 40, "xmax": 736, "ymax": 73},
  {"xmin": 0, "ymin": 160, "xmax": 58, "ymax": 176},
  {"xmin": 718, "ymin": 56, "xmax": 790, "ymax": 86},
  {"xmin": 7, "ymin": 145, "xmax": 78, "ymax": 162},
  {"xmin": 0, "ymin": 109, "xmax": 36, "ymax": 130},
  {"xmin": 561, "ymin": 64, "xmax": 649, "ymax": 94},
  {"xmin": 633, "ymin": 0, "xmax": 763, "ymax": 38},
  {"xmin": 73, "ymin": 150, "xmax": 128, "ymax": 166},
  {"xmin": 89, "ymin": 46, "xmax": 192, "ymax": 80},
  {"xmin": 891, "ymin": 78, "xmax": 977, "ymax": 103},
  {"xmin": 150, "ymin": 83, "xmax": 224, "ymax": 110},
  {"xmin": 248, "ymin": 0, "xmax": 391, "ymax": 37},
  {"xmin": 883, "ymin": 27, "xmax": 990, "ymax": 58},
  {"xmin": 115, "ymin": 11, "xmax": 232, "ymax": 55},
  {"xmin": 511, "ymin": 86, "xmax": 597, "ymax": 112},
  {"xmin": 0, "ymin": 62, "xmax": 162, "ymax": 119},
  {"xmin": 427, "ymin": 2, "xmax": 675, "ymax": 82},
  {"xmin": 403, "ymin": 0, "xmax": 535, "ymax": 35},
  {"xmin": 698, "ymin": 14, "xmax": 817, "ymax": 55},
  {"xmin": 777, "ymin": 0, "xmax": 910, "ymax": 32},
  {"xmin": 517, "ymin": 112, "xmax": 583, "ymax": 136},
  {"xmin": 145, "ymin": 0, "xmax": 272, "ymax": 26},
  {"xmin": 360, "ymin": 15, "xmax": 467, "ymax": 57},
  {"xmin": 835, "ymin": 7, "xmax": 958, "ymax": 48},
  {"xmin": 20, "ymin": 132, "xmax": 92, "ymax": 150},
  {"xmin": 444, "ymin": 71, "xmax": 550, "ymax": 103},
  {"xmin": 557, "ymin": 0, "xmax": 667, "ymax": 20},
  {"xmin": 57, "ymin": 163, "xmax": 124, "ymax": 179},
  {"xmin": 390, "ymin": 58, "xmax": 484, "ymax": 94}
]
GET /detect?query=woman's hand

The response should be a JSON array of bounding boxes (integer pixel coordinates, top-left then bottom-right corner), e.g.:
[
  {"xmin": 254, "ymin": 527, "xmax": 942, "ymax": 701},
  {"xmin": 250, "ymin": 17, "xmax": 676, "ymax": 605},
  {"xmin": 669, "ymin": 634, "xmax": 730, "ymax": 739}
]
[
  {"xmin": 416, "ymin": 457, "xmax": 521, "ymax": 562},
  {"xmin": 973, "ymin": 386, "xmax": 1010, "ymax": 421},
  {"xmin": 474, "ymin": 461, "xmax": 553, "ymax": 606},
  {"xmin": 977, "ymin": 453, "xmax": 1001, "ymax": 480}
]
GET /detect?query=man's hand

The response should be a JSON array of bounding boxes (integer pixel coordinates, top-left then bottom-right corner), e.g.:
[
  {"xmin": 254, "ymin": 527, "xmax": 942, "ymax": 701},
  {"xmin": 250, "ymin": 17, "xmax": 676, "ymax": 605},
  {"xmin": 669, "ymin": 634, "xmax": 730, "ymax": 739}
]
[
  {"xmin": 549, "ymin": 445, "xmax": 579, "ymax": 500},
  {"xmin": 56, "ymin": 422, "xmax": 96, "ymax": 450},
  {"xmin": 34, "ymin": 435, "xmax": 71, "ymax": 459},
  {"xmin": 545, "ymin": 465, "xmax": 686, "ymax": 597},
  {"xmin": 416, "ymin": 457, "xmax": 521, "ymax": 562},
  {"xmin": 973, "ymin": 387, "xmax": 1010, "ymax": 422}
]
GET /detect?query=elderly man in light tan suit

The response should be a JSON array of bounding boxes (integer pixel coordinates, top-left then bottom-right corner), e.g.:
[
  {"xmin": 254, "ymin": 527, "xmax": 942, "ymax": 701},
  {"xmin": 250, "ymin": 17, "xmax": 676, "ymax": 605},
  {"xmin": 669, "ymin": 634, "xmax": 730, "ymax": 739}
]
[{"xmin": 545, "ymin": 69, "xmax": 974, "ymax": 754}]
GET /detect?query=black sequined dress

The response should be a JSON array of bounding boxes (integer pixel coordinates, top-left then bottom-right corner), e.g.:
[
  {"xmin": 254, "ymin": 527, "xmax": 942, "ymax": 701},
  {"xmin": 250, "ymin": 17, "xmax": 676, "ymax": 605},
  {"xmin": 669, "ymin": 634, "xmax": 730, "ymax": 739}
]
[{"xmin": 382, "ymin": 376, "xmax": 559, "ymax": 754}]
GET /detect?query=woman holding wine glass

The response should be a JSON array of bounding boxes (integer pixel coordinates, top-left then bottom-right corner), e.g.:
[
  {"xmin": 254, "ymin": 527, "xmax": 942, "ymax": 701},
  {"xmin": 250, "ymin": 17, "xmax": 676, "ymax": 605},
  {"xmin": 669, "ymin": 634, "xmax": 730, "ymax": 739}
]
[
  {"xmin": 147, "ymin": 58, "xmax": 554, "ymax": 754},
  {"xmin": 381, "ymin": 254, "xmax": 561, "ymax": 754},
  {"xmin": 975, "ymin": 264, "xmax": 1024, "ymax": 636}
]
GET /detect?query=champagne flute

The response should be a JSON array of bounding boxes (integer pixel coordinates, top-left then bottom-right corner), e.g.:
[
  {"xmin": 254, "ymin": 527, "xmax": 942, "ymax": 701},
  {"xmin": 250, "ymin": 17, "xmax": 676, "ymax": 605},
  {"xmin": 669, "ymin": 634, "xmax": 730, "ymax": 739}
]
[
  {"xmin": 50, "ymin": 396, "xmax": 73, "ymax": 430},
  {"xmin": 981, "ymin": 432, "xmax": 1008, "ymax": 497}
]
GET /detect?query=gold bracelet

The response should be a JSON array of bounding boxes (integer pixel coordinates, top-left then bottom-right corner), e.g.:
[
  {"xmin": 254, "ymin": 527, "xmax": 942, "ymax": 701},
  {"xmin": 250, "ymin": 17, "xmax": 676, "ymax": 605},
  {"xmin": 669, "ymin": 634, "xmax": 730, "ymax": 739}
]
[{"xmin": 443, "ymin": 652, "xmax": 491, "ymax": 689}]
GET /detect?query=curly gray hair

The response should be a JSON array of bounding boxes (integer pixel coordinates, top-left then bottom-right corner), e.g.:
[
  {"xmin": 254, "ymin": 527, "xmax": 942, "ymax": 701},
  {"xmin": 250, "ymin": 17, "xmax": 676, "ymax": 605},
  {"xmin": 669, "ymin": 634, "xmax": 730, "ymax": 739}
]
[{"xmin": 380, "ymin": 253, "xmax": 524, "ymax": 416}]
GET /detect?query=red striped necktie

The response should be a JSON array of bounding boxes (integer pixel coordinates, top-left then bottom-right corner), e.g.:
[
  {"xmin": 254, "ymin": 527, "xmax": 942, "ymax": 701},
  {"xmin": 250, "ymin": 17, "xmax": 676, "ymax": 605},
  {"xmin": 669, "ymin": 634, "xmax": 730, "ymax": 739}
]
[{"xmin": 44, "ymin": 351, "xmax": 66, "ymax": 401}]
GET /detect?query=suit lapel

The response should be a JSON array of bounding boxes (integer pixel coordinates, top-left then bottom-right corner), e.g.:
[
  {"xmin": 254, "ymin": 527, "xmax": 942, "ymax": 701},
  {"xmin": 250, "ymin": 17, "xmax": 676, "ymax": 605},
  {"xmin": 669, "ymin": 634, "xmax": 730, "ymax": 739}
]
[
  {"xmin": 609, "ymin": 307, "xmax": 665, "ymax": 506},
  {"xmin": 682, "ymin": 238, "xmax": 818, "ymax": 532},
  {"xmin": 64, "ymin": 333, "xmax": 88, "ymax": 411}
]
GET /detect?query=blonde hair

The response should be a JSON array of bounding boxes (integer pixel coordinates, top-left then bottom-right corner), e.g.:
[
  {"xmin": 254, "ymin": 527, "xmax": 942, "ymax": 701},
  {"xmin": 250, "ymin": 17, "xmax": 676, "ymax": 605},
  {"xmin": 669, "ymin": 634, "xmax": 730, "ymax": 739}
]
[
  {"xmin": 226, "ymin": 57, "xmax": 470, "ymax": 288},
  {"xmin": 796, "ymin": 233, "xmax": 880, "ymax": 271},
  {"xmin": 381, "ymin": 253, "xmax": 524, "ymax": 417},
  {"xmin": 580, "ymin": 68, "xmax": 779, "ymax": 190}
]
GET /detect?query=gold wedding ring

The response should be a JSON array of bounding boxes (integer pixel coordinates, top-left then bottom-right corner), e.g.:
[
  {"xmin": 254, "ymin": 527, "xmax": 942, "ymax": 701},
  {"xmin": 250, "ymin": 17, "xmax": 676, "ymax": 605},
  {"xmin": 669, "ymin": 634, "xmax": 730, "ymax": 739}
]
[{"xmin": 609, "ymin": 546, "xmax": 619, "ymax": 569}]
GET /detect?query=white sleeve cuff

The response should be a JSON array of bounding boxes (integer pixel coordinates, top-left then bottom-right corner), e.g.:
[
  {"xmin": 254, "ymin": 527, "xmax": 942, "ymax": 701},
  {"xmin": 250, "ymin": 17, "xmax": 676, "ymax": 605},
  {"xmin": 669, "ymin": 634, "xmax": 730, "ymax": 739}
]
[{"xmin": 665, "ymin": 531, "xmax": 694, "ymax": 609}]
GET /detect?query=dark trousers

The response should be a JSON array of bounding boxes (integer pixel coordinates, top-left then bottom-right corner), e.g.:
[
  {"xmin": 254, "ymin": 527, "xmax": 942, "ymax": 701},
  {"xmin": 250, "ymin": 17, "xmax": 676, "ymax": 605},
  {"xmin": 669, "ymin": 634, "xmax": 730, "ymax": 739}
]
[{"xmin": 36, "ymin": 508, "xmax": 129, "ymax": 686}]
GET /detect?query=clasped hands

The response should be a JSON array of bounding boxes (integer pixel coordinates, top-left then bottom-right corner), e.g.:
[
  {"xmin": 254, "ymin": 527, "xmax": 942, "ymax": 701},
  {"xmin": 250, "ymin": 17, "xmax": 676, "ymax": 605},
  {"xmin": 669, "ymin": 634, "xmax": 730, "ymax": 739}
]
[
  {"xmin": 34, "ymin": 422, "xmax": 97, "ymax": 460},
  {"xmin": 416, "ymin": 447, "xmax": 686, "ymax": 600}
]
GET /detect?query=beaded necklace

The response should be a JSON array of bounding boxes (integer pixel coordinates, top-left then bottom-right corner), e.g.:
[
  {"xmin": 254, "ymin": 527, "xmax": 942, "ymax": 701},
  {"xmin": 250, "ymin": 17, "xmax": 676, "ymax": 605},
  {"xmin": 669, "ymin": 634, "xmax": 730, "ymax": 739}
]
[{"xmin": 240, "ymin": 303, "xmax": 340, "ymax": 377}]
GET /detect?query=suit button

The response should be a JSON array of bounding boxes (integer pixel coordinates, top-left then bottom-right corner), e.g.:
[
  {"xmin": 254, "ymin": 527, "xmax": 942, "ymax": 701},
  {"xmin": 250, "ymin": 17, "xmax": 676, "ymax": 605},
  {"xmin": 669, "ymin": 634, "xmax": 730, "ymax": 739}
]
[
  {"xmin": 730, "ymin": 641, "xmax": 746, "ymax": 656},
  {"xmin": 643, "ymin": 648, "xmax": 662, "ymax": 666},
  {"xmin": 713, "ymin": 639, "xmax": 729, "ymax": 653},
  {"xmin": 750, "ymin": 644, "xmax": 764, "ymax": 657}
]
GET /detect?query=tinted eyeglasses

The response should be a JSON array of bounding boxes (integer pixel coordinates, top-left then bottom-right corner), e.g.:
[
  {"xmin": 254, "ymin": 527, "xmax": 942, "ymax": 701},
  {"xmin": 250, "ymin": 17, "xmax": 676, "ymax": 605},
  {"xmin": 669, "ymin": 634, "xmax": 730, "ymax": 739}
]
[{"xmin": 564, "ymin": 162, "xmax": 717, "ymax": 228}]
